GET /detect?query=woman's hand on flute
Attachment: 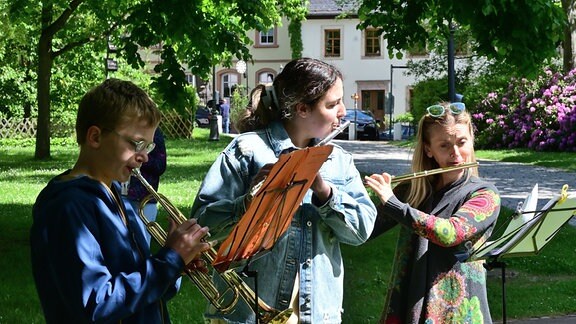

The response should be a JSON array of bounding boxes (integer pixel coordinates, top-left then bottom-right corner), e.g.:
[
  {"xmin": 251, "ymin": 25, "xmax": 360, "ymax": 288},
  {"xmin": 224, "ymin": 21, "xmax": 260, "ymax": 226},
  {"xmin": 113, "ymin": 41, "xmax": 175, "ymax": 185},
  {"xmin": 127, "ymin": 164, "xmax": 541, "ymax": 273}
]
[{"xmin": 364, "ymin": 173, "xmax": 394, "ymax": 204}]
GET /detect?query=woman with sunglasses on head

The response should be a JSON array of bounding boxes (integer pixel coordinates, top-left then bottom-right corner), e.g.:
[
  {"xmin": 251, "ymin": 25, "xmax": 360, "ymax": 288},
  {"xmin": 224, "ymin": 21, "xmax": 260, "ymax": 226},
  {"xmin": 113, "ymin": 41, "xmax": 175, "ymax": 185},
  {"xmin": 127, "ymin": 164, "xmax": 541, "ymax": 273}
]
[{"xmin": 365, "ymin": 102, "xmax": 501, "ymax": 323}]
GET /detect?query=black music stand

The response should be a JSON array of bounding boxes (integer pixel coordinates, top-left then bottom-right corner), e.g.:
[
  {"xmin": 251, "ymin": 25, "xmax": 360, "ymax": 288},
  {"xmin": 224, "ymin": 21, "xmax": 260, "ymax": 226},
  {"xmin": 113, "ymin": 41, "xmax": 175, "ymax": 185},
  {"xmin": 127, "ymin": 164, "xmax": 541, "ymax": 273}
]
[{"xmin": 467, "ymin": 184, "xmax": 576, "ymax": 323}]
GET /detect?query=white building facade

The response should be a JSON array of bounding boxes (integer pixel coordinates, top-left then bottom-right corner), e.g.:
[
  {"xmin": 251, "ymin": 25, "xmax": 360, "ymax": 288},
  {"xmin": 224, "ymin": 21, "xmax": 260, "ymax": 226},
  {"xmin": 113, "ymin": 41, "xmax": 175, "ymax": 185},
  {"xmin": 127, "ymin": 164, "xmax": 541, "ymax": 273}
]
[
  {"xmin": 302, "ymin": 2, "xmax": 420, "ymax": 130},
  {"xmin": 212, "ymin": 0, "xmax": 424, "ymax": 131}
]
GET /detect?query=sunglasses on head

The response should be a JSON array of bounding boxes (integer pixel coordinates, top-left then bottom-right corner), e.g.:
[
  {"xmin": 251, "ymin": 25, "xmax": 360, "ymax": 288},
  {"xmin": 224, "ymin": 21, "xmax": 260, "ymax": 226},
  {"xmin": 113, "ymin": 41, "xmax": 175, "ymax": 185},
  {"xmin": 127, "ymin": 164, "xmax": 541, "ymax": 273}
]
[{"xmin": 426, "ymin": 102, "xmax": 465, "ymax": 117}]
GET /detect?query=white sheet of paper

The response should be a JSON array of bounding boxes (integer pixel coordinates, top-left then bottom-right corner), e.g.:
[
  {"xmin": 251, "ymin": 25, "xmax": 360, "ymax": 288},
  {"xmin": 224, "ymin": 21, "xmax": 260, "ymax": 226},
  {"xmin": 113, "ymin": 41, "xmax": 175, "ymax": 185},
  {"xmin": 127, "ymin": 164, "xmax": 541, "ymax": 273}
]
[{"xmin": 502, "ymin": 184, "xmax": 538, "ymax": 237}]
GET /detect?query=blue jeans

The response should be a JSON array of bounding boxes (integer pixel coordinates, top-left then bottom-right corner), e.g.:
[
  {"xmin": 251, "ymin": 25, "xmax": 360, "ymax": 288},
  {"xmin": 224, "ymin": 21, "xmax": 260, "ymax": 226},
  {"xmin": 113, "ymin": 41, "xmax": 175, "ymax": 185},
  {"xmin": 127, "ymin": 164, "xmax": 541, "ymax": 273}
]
[{"xmin": 223, "ymin": 118, "xmax": 230, "ymax": 133}]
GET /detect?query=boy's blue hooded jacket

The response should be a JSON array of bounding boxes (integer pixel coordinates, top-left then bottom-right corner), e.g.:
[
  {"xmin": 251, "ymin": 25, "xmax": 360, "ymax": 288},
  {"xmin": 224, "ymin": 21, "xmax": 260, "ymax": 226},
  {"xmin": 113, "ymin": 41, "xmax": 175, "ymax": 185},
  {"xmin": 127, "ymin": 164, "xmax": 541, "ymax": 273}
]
[{"xmin": 30, "ymin": 171, "xmax": 184, "ymax": 323}]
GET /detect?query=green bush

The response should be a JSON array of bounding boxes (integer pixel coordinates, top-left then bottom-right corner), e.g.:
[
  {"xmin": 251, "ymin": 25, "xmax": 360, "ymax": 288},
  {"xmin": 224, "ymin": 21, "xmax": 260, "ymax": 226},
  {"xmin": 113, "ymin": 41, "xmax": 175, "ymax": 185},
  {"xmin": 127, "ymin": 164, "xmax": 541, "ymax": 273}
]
[
  {"xmin": 411, "ymin": 78, "xmax": 449, "ymax": 121},
  {"xmin": 473, "ymin": 67, "xmax": 576, "ymax": 151}
]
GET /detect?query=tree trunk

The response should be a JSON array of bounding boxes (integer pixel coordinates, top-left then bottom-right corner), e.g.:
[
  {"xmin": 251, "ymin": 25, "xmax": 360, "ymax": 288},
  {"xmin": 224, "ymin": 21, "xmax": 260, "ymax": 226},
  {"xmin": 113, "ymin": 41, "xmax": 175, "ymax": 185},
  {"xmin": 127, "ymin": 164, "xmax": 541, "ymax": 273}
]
[
  {"xmin": 562, "ymin": 0, "xmax": 576, "ymax": 72},
  {"xmin": 34, "ymin": 3, "xmax": 53, "ymax": 160}
]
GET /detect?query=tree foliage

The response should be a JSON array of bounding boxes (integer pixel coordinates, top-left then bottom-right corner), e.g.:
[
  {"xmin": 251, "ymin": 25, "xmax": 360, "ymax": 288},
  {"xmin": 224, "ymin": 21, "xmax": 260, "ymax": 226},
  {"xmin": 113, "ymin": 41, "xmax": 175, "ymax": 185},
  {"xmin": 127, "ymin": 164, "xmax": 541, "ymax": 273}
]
[
  {"xmin": 405, "ymin": 53, "xmax": 539, "ymax": 110},
  {"xmin": 230, "ymin": 86, "xmax": 250, "ymax": 132},
  {"xmin": 0, "ymin": 0, "xmax": 39, "ymax": 119},
  {"xmin": 118, "ymin": 0, "xmax": 308, "ymax": 106},
  {"xmin": 410, "ymin": 78, "xmax": 448, "ymax": 122},
  {"xmin": 357, "ymin": 0, "xmax": 566, "ymax": 75},
  {"xmin": 560, "ymin": 0, "xmax": 575, "ymax": 71},
  {"xmin": 5, "ymin": 0, "xmax": 307, "ymax": 159}
]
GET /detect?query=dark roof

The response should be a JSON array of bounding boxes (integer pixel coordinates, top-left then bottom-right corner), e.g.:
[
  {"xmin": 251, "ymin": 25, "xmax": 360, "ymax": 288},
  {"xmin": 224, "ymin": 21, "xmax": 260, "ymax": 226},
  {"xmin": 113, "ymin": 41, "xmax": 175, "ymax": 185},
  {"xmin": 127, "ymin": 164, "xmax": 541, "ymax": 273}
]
[{"xmin": 308, "ymin": 0, "xmax": 358, "ymax": 17}]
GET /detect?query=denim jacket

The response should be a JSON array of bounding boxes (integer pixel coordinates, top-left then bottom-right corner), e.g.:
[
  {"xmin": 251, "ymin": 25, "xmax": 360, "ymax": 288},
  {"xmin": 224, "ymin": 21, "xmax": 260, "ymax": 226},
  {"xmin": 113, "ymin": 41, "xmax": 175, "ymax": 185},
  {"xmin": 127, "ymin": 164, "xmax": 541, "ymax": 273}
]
[{"xmin": 191, "ymin": 121, "xmax": 377, "ymax": 323}]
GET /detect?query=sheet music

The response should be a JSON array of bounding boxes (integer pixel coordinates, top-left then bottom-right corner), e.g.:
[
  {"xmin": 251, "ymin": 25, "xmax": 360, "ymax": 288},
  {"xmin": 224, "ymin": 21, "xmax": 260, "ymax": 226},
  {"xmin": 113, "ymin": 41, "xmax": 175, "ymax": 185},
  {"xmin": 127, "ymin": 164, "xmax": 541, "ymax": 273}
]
[
  {"xmin": 502, "ymin": 184, "xmax": 538, "ymax": 237},
  {"xmin": 502, "ymin": 192, "xmax": 576, "ymax": 257},
  {"xmin": 468, "ymin": 184, "xmax": 574, "ymax": 260},
  {"xmin": 485, "ymin": 195, "xmax": 559, "ymax": 257},
  {"xmin": 468, "ymin": 185, "xmax": 540, "ymax": 260}
]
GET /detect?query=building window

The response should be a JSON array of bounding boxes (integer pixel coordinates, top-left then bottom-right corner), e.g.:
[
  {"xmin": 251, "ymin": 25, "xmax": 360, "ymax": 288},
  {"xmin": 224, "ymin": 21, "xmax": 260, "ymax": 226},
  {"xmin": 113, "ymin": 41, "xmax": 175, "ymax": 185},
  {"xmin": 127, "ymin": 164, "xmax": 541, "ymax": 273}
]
[
  {"xmin": 361, "ymin": 92, "xmax": 371, "ymax": 110},
  {"xmin": 221, "ymin": 73, "xmax": 239, "ymax": 98},
  {"xmin": 324, "ymin": 29, "xmax": 341, "ymax": 57},
  {"xmin": 377, "ymin": 91, "xmax": 385, "ymax": 110},
  {"xmin": 258, "ymin": 72, "xmax": 275, "ymax": 84},
  {"xmin": 255, "ymin": 28, "xmax": 278, "ymax": 47},
  {"xmin": 407, "ymin": 88, "xmax": 414, "ymax": 113},
  {"xmin": 361, "ymin": 90, "xmax": 386, "ymax": 111},
  {"xmin": 364, "ymin": 29, "xmax": 381, "ymax": 57},
  {"xmin": 260, "ymin": 29, "xmax": 274, "ymax": 44},
  {"xmin": 185, "ymin": 74, "xmax": 194, "ymax": 85}
]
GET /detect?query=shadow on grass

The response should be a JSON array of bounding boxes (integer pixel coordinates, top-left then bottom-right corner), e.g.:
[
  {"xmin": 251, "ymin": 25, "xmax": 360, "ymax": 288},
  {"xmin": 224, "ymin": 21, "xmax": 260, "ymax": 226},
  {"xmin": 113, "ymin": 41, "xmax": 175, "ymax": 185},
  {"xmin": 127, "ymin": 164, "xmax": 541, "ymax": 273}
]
[{"xmin": 0, "ymin": 202, "xmax": 45, "ymax": 323}]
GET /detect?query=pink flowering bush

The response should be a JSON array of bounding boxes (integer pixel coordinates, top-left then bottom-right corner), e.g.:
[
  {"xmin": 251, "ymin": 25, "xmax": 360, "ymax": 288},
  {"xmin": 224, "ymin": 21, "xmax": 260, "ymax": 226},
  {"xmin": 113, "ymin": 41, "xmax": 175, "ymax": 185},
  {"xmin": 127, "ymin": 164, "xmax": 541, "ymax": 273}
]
[{"xmin": 473, "ymin": 68, "xmax": 576, "ymax": 151}]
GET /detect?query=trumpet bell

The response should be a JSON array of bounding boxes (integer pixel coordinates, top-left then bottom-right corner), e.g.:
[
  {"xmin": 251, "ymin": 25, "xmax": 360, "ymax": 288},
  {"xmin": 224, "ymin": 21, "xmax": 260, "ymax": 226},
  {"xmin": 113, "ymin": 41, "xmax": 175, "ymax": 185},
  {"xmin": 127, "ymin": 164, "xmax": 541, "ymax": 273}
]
[{"xmin": 131, "ymin": 168, "xmax": 291, "ymax": 323}]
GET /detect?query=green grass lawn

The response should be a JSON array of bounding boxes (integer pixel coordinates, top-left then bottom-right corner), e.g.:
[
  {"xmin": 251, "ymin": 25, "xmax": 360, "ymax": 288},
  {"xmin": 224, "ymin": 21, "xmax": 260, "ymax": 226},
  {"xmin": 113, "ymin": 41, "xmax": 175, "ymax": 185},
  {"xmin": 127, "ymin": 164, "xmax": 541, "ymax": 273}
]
[{"xmin": 1, "ymin": 131, "xmax": 576, "ymax": 323}]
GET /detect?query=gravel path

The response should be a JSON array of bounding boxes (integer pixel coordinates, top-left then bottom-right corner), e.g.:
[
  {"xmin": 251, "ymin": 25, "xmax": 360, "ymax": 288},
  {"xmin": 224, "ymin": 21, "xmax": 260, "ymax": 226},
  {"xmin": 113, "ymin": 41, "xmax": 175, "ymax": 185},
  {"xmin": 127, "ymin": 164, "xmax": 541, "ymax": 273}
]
[{"xmin": 334, "ymin": 139, "xmax": 576, "ymax": 224}]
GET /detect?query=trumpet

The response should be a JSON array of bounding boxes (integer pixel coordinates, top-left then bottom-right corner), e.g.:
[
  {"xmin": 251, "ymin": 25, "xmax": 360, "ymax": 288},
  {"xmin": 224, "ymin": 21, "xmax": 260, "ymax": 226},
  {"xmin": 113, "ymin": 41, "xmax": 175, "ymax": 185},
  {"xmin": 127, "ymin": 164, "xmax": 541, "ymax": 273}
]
[
  {"xmin": 391, "ymin": 162, "xmax": 479, "ymax": 183},
  {"xmin": 131, "ymin": 168, "xmax": 292, "ymax": 323}
]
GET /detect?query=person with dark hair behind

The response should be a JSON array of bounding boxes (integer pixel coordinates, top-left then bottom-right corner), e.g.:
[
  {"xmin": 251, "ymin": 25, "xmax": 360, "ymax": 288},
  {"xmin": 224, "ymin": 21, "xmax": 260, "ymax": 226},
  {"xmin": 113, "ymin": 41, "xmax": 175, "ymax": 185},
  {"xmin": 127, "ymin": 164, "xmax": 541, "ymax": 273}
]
[
  {"xmin": 122, "ymin": 127, "xmax": 167, "ymax": 246},
  {"xmin": 30, "ymin": 78, "xmax": 212, "ymax": 323},
  {"xmin": 219, "ymin": 98, "xmax": 230, "ymax": 134},
  {"xmin": 365, "ymin": 102, "xmax": 501, "ymax": 323},
  {"xmin": 191, "ymin": 57, "xmax": 377, "ymax": 323}
]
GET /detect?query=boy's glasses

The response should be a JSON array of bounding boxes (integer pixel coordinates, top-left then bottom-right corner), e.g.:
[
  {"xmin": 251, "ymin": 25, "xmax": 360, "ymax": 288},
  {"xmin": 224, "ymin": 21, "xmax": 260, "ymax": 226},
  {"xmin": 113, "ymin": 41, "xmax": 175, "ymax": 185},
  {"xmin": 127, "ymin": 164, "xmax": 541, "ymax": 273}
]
[
  {"xmin": 110, "ymin": 130, "xmax": 156, "ymax": 154},
  {"xmin": 426, "ymin": 102, "xmax": 466, "ymax": 117}
]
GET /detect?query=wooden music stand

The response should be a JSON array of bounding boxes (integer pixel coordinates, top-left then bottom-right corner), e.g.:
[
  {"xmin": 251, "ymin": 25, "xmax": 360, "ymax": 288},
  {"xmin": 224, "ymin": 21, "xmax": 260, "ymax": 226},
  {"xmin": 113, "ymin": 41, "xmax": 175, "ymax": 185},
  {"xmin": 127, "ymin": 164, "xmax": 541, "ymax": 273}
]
[
  {"xmin": 210, "ymin": 145, "xmax": 333, "ymax": 324},
  {"xmin": 467, "ymin": 184, "xmax": 576, "ymax": 323},
  {"xmin": 212, "ymin": 145, "xmax": 334, "ymax": 272}
]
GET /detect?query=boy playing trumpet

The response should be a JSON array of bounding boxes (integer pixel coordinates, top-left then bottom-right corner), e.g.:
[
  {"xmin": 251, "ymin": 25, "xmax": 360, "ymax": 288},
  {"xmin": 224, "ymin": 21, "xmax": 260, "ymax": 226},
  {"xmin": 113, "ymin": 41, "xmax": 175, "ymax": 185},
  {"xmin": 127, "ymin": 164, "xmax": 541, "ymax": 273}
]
[{"xmin": 30, "ymin": 79, "xmax": 211, "ymax": 323}]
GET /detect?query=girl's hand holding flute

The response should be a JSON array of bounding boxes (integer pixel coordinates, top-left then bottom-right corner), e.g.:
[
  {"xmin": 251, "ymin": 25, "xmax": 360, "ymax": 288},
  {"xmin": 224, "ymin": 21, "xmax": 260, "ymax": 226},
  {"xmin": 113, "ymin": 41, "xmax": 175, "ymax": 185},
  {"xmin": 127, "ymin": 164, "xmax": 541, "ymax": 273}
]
[{"xmin": 364, "ymin": 173, "xmax": 394, "ymax": 204}]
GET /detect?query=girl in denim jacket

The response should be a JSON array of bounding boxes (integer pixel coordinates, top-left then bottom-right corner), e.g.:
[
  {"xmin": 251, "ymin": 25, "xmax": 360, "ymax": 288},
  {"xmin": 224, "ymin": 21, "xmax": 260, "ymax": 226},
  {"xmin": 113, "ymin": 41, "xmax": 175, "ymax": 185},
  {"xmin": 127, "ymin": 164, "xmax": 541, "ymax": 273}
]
[{"xmin": 191, "ymin": 57, "xmax": 377, "ymax": 324}]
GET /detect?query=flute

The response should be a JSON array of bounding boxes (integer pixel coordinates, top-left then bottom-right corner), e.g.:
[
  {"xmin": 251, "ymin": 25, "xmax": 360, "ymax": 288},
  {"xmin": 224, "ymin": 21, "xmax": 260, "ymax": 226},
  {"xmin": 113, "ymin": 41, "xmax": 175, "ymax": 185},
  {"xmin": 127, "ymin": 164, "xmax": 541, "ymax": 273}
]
[
  {"xmin": 316, "ymin": 120, "xmax": 351, "ymax": 146},
  {"xmin": 248, "ymin": 121, "xmax": 351, "ymax": 198},
  {"xmin": 391, "ymin": 162, "xmax": 479, "ymax": 183}
]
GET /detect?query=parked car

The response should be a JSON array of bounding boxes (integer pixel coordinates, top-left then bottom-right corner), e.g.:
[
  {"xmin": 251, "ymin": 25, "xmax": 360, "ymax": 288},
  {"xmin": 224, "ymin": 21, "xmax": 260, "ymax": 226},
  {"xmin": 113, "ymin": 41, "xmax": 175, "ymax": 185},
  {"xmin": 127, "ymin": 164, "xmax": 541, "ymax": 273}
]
[
  {"xmin": 195, "ymin": 106, "xmax": 211, "ymax": 128},
  {"xmin": 380, "ymin": 125, "xmax": 415, "ymax": 140},
  {"xmin": 335, "ymin": 110, "xmax": 380, "ymax": 140}
]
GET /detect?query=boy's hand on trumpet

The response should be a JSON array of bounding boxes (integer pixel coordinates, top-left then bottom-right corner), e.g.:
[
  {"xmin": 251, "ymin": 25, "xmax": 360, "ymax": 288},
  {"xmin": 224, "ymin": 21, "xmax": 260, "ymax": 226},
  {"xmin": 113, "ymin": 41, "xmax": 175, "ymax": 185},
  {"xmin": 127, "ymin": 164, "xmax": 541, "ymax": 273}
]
[
  {"xmin": 165, "ymin": 218, "xmax": 213, "ymax": 267},
  {"xmin": 364, "ymin": 173, "xmax": 395, "ymax": 204}
]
